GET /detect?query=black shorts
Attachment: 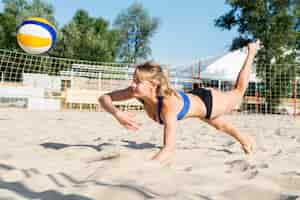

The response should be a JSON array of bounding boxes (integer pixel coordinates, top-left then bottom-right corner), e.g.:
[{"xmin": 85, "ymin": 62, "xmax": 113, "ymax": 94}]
[{"xmin": 189, "ymin": 88, "xmax": 213, "ymax": 119}]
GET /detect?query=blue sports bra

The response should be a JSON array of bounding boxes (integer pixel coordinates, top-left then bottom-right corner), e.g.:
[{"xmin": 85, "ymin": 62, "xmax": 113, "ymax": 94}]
[{"xmin": 157, "ymin": 91, "xmax": 190, "ymax": 124}]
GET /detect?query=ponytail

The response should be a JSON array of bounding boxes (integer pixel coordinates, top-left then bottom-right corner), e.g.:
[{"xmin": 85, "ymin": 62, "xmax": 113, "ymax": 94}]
[{"xmin": 157, "ymin": 74, "xmax": 176, "ymax": 97}]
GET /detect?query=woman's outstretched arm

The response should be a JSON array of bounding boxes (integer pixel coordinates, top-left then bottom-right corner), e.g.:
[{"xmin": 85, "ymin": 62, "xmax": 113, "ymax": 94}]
[
  {"xmin": 99, "ymin": 88, "xmax": 141, "ymax": 131},
  {"xmin": 99, "ymin": 87, "xmax": 133, "ymax": 115}
]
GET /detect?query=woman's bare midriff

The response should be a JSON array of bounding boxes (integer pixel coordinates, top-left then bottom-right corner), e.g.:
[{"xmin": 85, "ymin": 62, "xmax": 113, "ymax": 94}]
[
  {"xmin": 185, "ymin": 93, "xmax": 208, "ymax": 119},
  {"xmin": 139, "ymin": 91, "xmax": 209, "ymax": 123}
]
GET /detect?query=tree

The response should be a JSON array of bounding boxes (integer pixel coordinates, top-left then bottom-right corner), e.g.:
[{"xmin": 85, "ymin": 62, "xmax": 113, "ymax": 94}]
[
  {"xmin": 2, "ymin": 0, "xmax": 28, "ymax": 24},
  {"xmin": 52, "ymin": 9, "xmax": 121, "ymax": 62},
  {"xmin": 0, "ymin": 0, "xmax": 27, "ymax": 50},
  {"xmin": 114, "ymin": 2, "xmax": 160, "ymax": 63},
  {"xmin": 215, "ymin": 0, "xmax": 298, "ymax": 113},
  {"xmin": 0, "ymin": 0, "xmax": 58, "ymax": 81},
  {"xmin": 0, "ymin": 12, "xmax": 18, "ymax": 49},
  {"xmin": 295, "ymin": 0, "xmax": 300, "ymax": 49},
  {"xmin": 24, "ymin": 0, "xmax": 56, "ymax": 25},
  {"xmin": 0, "ymin": 0, "xmax": 57, "ymax": 51}
]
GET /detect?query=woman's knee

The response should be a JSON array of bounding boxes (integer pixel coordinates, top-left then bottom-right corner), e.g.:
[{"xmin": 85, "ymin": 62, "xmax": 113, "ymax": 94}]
[
  {"xmin": 230, "ymin": 89, "xmax": 244, "ymax": 102},
  {"xmin": 235, "ymin": 86, "xmax": 247, "ymax": 97},
  {"xmin": 214, "ymin": 123, "xmax": 227, "ymax": 132}
]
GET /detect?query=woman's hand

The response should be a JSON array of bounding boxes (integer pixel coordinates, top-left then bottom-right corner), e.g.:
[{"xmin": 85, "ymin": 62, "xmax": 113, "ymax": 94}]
[
  {"xmin": 151, "ymin": 148, "xmax": 175, "ymax": 162},
  {"xmin": 114, "ymin": 110, "xmax": 141, "ymax": 131}
]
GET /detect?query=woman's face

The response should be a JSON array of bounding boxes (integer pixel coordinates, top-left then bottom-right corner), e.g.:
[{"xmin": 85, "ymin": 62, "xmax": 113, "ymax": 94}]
[{"xmin": 130, "ymin": 74, "xmax": 156, "ymax": 98}]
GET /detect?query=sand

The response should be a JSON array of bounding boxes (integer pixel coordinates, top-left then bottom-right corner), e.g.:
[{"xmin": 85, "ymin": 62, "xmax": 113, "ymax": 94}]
[{"xmin": 0, "ymin": 109, "xmax": 300, "ymax": 200}]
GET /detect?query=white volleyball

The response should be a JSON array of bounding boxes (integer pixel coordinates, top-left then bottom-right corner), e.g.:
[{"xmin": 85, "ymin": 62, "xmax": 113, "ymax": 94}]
[{"xmin": 17, "ymin": 17, "xmax": 57, "ymax": 54}]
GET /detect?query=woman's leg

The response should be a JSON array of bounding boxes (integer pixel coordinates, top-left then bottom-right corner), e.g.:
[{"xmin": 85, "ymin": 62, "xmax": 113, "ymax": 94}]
[
  {"xmin": 234, "ymin": 41, "xmax": 260, "ymax": 95},
  {"xmin": 209, "ymin": 40, "xmax": 261, "ymax": 118},
  {"xmin": 203, "ymin": 116, "xmax": 253, "ymax": 154}
]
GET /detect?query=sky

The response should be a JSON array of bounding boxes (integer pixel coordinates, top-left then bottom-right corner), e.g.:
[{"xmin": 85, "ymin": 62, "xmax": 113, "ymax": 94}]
[{"xmin": 0, "ymin": 0, "xmax": 238, "ymax": 66}]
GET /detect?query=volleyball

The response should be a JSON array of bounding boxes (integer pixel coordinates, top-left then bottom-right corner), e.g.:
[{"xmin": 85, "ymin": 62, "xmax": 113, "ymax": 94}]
[{"xmin": 17, "ymin": 17, "xmax": 57, "ymax": 55}]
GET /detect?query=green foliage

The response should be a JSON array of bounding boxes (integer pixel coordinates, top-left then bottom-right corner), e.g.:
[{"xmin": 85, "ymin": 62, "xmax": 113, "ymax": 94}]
[
  {"xmin": 2, "ymin": 0, "xmax": 28, "ymax": 24},
  {"xmin": 2, "ymin": 0, "xmax": 57, "ymax": 28},
  {"xmin": 215, "ymin": 0, "xmax": 298, "ymax": 113},
  {"xmin": 0, "ymin": 13, "xmax": 18, "ymax": 49},
  {"xmin": 1, "ymin": 0, "xmax": 58, "ymax": 53},
  {"xmin": 295, "ymin": 0, "xmax": 300, "ymax": 49},
  {"xmin": 0, "ymin": 1, "xmax": 159, "ymax": 64},
  {"xmin": 114, "ymin": 2, "xmax": 160, "ymax": 63},
  {"xmin": 51, "ymin": 9, "xmax": 121, "ymax": 62}
]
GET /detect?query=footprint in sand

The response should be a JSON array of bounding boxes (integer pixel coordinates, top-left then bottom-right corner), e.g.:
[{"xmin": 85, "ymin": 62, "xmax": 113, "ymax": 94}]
[
  {"xmin": 281, "ymin": 171, "xmax": 300, "ymax": 177},
  {"xmin": 0, "ymin": 118, "xmax": 10, "ymax": 120},
  {"xmin": 280, "ymin": 193, "xmax": 300, "ymax": 200},
  {"xmin": 225, "ymin": 159, "xmax": 259, "ymax": 180}
]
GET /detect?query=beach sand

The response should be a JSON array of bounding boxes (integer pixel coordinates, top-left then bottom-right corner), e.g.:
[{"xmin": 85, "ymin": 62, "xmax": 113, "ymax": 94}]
[{"xmin": 0, "ymin": 109, "xmax": 300, "ymax": 200}]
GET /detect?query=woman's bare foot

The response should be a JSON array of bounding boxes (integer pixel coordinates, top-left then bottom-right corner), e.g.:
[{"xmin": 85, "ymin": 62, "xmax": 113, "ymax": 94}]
[
  {"xmin": 248, "ymin": 39, "xmax": 262, "ymax": 55},
  {"xmin": 242, "ymin": 143, "xmax": 253, "ymax": 154},
  {"xmin": 241, "ymin": 136, "xmax": 255, "ymax": 154}
]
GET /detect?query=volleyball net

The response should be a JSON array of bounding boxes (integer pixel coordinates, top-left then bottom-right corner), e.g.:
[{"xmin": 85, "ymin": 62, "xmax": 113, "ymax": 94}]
[
  {"xmin": 0, "ymin": 48, "xmax": 299, "ymax": 116},
  {"xmin": 0, "ymin": 49, "xmax": 139, "ymax": 111}
]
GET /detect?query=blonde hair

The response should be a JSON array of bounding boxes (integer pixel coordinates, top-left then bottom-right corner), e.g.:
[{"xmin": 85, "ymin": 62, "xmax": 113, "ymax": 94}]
[{"xmin": 135, "ymin": 62, "xmax": 176, "ymax": 97}]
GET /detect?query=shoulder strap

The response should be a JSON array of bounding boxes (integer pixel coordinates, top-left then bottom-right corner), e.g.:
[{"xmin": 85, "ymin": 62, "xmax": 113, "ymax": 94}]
[{"xmin": 157, "ymin": 96, "xmax": 164, "ymax": 124}]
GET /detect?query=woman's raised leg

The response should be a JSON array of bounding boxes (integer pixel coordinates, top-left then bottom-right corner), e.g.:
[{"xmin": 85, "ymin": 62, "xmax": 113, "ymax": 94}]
[{"xmin": 209, "ymin": 40, "xmax": 261, "ymax": 118}]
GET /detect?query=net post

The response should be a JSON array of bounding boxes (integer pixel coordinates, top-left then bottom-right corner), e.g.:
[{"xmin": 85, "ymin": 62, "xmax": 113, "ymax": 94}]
[
  {"xmin": 191, "ymin": 65, "xmax": 194, "ymax": 90},
  {"xmin": 256, "ymin": 91, "xmax": 260, "ymax": 114},
  {"xmin": 255, "ymin": 83, "xmax": 259, "ymax": 113},
  {"xmin": 198, "ymin": 61, "xmax": 201, "ymax": 88},
  {"xmin": 294, "ymin": 79, "xmax": 297, "ymax": 118}
]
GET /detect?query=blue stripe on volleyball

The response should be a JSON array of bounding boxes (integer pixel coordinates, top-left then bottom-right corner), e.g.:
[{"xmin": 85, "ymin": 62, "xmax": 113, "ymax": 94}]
[{"xmin": 19, "ymin": 20, "xmax": 57, "ymax": 50}]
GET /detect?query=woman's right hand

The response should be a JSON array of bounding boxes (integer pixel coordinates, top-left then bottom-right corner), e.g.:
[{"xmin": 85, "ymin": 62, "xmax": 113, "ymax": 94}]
[{"xmin": 114, "ymin": 110, "xmax": 141, "ymax": 131}]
